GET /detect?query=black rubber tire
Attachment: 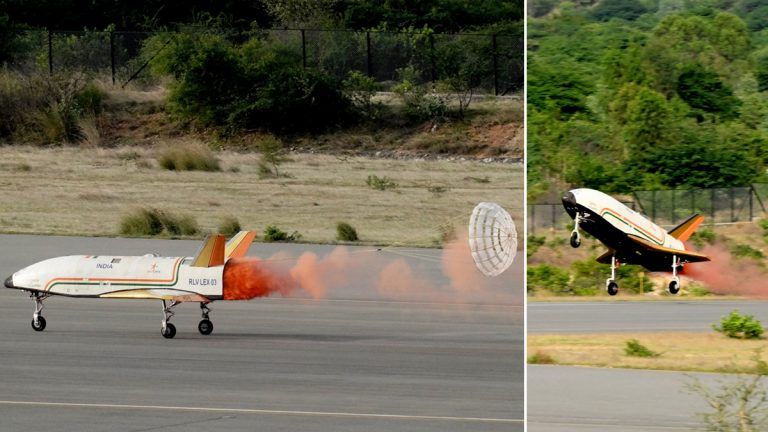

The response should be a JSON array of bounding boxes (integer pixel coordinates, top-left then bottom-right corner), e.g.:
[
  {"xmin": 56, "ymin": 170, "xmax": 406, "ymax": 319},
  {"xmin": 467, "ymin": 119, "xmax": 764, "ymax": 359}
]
[
  {"xmin": 668, "ymin": 280, "xmax": 680, "ymax": 295},
  {"xmin": 570, "ymin": 231, "xmax": 581, "ymax": 248},
  {"xmin": 161, "ymin": 322, "xmax": 176, "ymax": 339},
  {"xmin": 198, "ymin": 319, "xmax": 213, "ymax": 335},
  {"xmin": 607, "ymin": 281, "xmax": 619, "ymax": 296},
  {"xmin": 31, "ymin": 316, "xmax": 46, "ymax": 332}
]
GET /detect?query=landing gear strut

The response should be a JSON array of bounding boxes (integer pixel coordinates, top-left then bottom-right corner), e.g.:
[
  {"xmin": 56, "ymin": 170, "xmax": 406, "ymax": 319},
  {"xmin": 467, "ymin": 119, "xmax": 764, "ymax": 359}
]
[
  {"xmin": 198, "ymin": 302, "xmax": 213, "ymax": 335},
  {"xmin": 668, "ymin": 254, "xmax": 681, "ymax": 295},
  {"xmin": 160, "ymin": 300, "xmax": 179, "ymax": 339},
  {"xmin": 30, "ymin": 291, "xmax": 49, "ymax": 331},
  {"xmin": 570, "ymin": 213, "xmax": 582, "ymax": 248},
  {"xmin": 606, "ymin": 254, "xmax": 619, "ymax": 296}
]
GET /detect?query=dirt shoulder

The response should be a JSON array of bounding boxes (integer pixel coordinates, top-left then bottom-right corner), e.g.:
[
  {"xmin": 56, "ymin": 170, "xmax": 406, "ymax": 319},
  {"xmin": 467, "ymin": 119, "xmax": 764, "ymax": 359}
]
[{"xmin": 529, "ymin": 332, "xmax": 768, "ymax": 374}]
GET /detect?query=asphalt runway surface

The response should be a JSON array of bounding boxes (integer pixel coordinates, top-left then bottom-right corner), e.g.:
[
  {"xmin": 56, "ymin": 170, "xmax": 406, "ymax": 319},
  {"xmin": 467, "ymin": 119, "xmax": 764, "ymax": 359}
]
[
  {"xmin": 529, "ymin": 300, "xmax": 768, "ymax": 431},
  {"xmin": 0, "ymin": 234, "xmax": 523, "ymax": 432},
  {"xmin": 528, "ymin": 365, "xmax": 735, "ymax": 431},
  {"xmin": 529, "ymin": 300, "xmax": 768, "ymax": 333}
]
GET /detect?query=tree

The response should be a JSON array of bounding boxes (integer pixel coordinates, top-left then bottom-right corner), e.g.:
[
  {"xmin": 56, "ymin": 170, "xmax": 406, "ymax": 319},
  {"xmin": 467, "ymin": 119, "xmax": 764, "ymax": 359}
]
[
  {"xmin": 676, "ymin": 63, "xmax": 741, "ymax": 119},
  {"xmin": 527, "ymin": 56, "xmax": 594, "ymax": 115},
  {"xmin": 590, "ymin": 0, "xmax": 647, "ymax": 22}
]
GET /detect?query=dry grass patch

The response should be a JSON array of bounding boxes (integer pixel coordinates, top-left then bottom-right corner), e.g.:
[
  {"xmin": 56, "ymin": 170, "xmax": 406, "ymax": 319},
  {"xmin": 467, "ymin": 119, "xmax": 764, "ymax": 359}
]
[
  {"xmin": 529, "ymin": 332, "xmax": 768, "ymax": 373},
  {"xmin": 0, "ymin": 146, "xmax": 522, "ymax": 245}
]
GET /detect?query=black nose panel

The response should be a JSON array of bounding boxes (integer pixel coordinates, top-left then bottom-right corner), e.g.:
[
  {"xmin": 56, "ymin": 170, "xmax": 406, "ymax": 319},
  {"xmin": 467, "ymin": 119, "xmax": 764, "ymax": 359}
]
[
  {"xmin": 562, "ymin": 191, "xmax": 576, "ymax": 207},
  {"xmin": 4, "ymin": 275, "xmax": 13, "ymax": 288}
]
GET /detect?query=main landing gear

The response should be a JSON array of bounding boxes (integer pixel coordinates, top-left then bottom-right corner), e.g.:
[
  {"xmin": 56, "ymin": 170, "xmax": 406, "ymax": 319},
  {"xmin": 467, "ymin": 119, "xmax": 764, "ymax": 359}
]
[
  {"xmin": 668, "ymin": 254, "xmax": 681, "ymax": 295},
  {"xmin": 159, "ymin": 300, "xmax": 215, "ymax": 338},
  {"xmin": 570, "ymin": 213, "xmax": 582, "ymax": 248},
  {"xmin": 198, "ymin": 302, "xmax": 213, "ymax": 335},
  {"xmin": 30, "ymin": 291, "xmax": 49, "ymax": 331},
  {"xmin": 606, "ymin": 254, "xmax": 619, "ymax": 296}
]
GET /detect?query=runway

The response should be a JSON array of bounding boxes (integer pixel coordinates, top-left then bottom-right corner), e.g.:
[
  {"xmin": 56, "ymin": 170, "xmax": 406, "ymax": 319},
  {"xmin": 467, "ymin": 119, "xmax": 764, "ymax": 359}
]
[
  {"xmin": 528, "ymin": 365, "xmax": 734, "ymax": 431},
  {"xmin": 0, "ymin": 234, "xmax": 523, "ymax": 432},
  {"xmin": 528, "ymin": 300, "xmax": 768, "ymax": 333},
  {"xmin": 529, "ymin": 300, "xmax": 768, "ymax": 431}
]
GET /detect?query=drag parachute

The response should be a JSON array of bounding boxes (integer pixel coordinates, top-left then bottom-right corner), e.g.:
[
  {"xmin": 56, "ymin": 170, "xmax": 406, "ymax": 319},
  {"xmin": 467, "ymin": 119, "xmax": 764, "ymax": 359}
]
[{"xmin": 468, "ymin": 202, "xmax": 517, "ymax": 277}]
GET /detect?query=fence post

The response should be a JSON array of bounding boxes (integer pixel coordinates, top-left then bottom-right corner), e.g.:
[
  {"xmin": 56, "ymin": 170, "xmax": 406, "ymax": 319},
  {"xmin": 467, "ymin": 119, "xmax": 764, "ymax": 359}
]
[
  {"xmin": 366, "ymin": 31, "xmax": 372, "ymax": 77},
  {"xmin": 551, "ymin": 204, "xmax": 556, "ymax": 229},
  {"xmin": 750, "ymin": 188, "xmax": 754, "ymax": 221},
  {"xmin": 47, "ymin": 28, "xmax": 53, "ymax": 75},
  {"xmin": 651, "ymin": 190, "xmax": 656, "ymax": 221},
  {"xmin": 492, "ymin": 34, "xmax": 499, "ymax": 96},
  {"xmin": 301, "ymin": 29, "xmax": 307, "ymax": 69},
  {"xmin": 711, "ymin": 189, "xmax": 715, "ymax": 222},
  {"xmin": 691, "ymin": 189, "xmax": 695, "ymax": 215},
  {"xmin": 109, "ymin": 31, "xmax": 116, "ymax": 85},
  {"xmin": 731, "ymin": 188, "xmax": 736, "ymax": 222},
  {"xmin": 530, "ymin": 205, "xmax": 535, "ymax": 234}
]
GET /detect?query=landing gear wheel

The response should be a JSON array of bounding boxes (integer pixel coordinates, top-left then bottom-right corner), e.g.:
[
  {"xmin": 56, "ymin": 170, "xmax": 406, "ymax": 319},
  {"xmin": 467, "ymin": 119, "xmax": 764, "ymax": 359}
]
[
  {"xmin": 668, "ymin": 280, "xmax": 680, "ymax": 295},
  {"xmin": 607, "ymin": 281, "xmax": 619, "ymax": 296},
  {"xmin": 161, "ymin": 323, "xmax": 176, "ymax": 339},
  {"xmin": 198, "ymin": 319, "xmax": 213, "ymax": 335},
  {"xmin": 570, "ymin": 231, "xmax": 581, "ymax": 248},
  {"xmin": 31, "ymin": 316, "xmax": 46, "ymax": 331}
]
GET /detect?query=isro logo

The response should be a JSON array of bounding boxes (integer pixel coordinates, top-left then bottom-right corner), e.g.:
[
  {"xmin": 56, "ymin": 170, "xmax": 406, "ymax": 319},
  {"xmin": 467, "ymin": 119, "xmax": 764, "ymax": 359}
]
[{"xmin": 96, "ymin": 263, "xmax": 113, "ymax": 269}]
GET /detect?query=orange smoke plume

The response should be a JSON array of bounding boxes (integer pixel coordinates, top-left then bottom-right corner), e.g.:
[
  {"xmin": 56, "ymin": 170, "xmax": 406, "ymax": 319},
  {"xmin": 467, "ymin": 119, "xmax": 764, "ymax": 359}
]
[
  {"xmin": 683, "ymin": 243, "xmax": 768, "ymax": 297},
  {"xmin": 222, "ymin": 257, "xmax": 293, "ymax": 300},
  {"xmin": 222, "ymin": 228, "xmax": 519, "ymax": 303}
]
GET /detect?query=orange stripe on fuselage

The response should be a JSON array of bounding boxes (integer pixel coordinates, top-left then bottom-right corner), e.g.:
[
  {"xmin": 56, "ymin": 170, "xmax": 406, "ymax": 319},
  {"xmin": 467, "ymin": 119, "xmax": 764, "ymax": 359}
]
[
  {"xmin": 598, "ymin": 207, "xmax": 666, "ymax": 245},
  {"xmin": 44, "ymin": 258, "xmax": 182, "ymax": 291}
]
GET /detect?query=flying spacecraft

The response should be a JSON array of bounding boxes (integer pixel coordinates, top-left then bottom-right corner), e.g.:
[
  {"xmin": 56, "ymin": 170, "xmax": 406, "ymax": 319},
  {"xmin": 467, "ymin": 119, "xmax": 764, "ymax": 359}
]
[
  {"xmin": 562, "ymin": 188, "xmax": 710, "ymax": 296},
  {"xmin": 4, "ymin": 231, "xmax": 257, "ymax": 338}
]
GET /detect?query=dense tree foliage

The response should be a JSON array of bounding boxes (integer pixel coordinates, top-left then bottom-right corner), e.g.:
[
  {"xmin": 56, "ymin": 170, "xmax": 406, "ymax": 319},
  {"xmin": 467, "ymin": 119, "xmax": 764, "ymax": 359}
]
[
  {"xmin": 528, "ymin": 1, "xmax": 768, "ymax": 201},
  {"xmin": 0, "ymin": 0, "xmax": 520, "ymax": 32}
]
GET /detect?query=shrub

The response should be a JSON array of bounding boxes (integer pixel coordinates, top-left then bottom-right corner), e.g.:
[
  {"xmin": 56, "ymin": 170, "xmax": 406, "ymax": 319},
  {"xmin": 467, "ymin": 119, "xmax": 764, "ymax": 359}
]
[
  {"xmin": 527, "ymin": 235, "xmax": 546, "ymax": 257},
  {"xmin": 528, "ymin": 351, "xmax": 557, "ymax": 365},
  {"xmin": 76, "ymin": 83, "xmax": 105, "ymax": 114},
  {"xmin": 527, "ymin": 264, "xmax": 570, "ymax": 294},
  {"xmin": 218, "ymin": 215, "xmax": 241, "ymax": 237},
  {"xmin": 119, "ymin": 208, "xmax": 198, "ymax": 237},
  {"xmin": 713, "ymin": 310, "xmax": 764, "ymax": 339},
  {"xmin": 146, "ymin": 32, "xmax": 351, "ymax": 133},
  {"xmin": 690, "ymin": 228, "xmax": 715, "ymax": 248},
  {"xmin": 120, "ymin": 208, "xmax": 164, "ymax": 236},
  {"xmin": 731, "ymin": 244, "xmax": 765, "ymax": 260},
  {"xmin": 392, "ymin": 65, "xmax": 447, "ymax": 122},
  {"xmin": 366, "ymin": 174, "xmax": 398, "ymax": 191},
  {"xmin": 263, "ymin": 225, "xmax": 301, "ymax": 242},
  {"xmin": 157, "ymin": 142, "xmax": 220, "ymax": 171},
  {"xmin": 336, "ymin": 222, "xmax": 359, "ymax": 241},
  {"xmin": 624, "ymin": 339, "xmax": 660, "ymax": 358},
  {"xmin": 256, "ymin": 136, "xmax": 287, "ymax": 177},
  {"xmin": 343, "ymin": 70, "xmax": 381, "ymax": 119}
]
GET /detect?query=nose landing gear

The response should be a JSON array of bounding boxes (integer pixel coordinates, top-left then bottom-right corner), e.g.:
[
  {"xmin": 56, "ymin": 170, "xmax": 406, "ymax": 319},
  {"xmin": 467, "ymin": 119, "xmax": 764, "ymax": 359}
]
[
  {"xmin": 160, "ymin": 300, "xmax": 179, "ymax": 339},
  {"xmin": 30, "ymin": 292, "xmax": 49, "ymax": 332},
  {"xmin": 606, "ymin": 254, "xmax": 619, "ymax": 296},
  {"xmin": 570, "ymin": 213, "xmax": 582, "ymax": 248}
]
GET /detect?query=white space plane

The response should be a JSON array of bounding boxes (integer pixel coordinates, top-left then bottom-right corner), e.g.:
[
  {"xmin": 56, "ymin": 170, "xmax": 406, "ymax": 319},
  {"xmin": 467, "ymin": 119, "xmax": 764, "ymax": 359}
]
[
  {"xmin": 4, "ymin": 231, "xmax": 256, "ymax": 338},
  {"xmin": 562, "ymin": 188, "xmax": 710, "ymax": 296}
]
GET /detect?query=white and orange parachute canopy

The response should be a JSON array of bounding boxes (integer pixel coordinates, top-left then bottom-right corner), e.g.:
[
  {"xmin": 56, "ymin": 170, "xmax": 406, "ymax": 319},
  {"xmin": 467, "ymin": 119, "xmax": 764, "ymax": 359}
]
[{"xmin": 468, "ymin": 202, "xmax": 517, "ymax": 277}]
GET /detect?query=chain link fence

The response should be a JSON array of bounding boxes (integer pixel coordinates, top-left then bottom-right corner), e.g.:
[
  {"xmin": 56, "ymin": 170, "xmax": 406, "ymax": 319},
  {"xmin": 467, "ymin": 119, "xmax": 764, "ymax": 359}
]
[
  {"xmin": 3, "ymin": 28, "xmax": 523, "ymax": 94},
  {"xmin": 528, "ymin": 185, "xmax": 768, "ymax": 234}
]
